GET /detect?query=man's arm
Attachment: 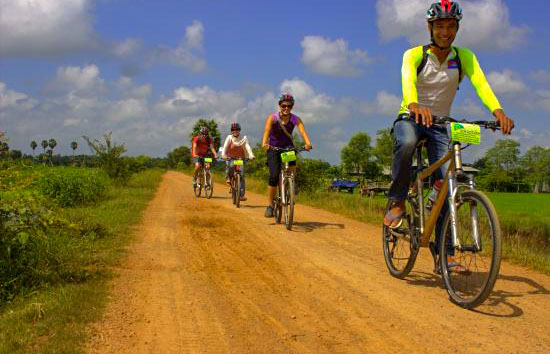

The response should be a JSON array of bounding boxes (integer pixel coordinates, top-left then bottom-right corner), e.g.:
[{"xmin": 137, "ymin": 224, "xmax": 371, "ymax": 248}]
[
  {"xmin": 401, "ymin": 47, "xmax": 434, "ymax": 126},
  {"xmin": 461, "ymin": 48, "xmax": 514, "ymax": 134},
  {"xmin": 221, "ymin": 135, "xmax": 230, "ymax": 159},
  {"xmin": 191, "ymin": 139, "xmax": 197, "ymax": 157}
]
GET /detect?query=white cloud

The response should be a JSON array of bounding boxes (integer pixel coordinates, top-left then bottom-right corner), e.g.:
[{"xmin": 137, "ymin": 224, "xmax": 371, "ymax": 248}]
[
  {"xmin": 0, "ymin": 0, "xmax": 95, "ymax": 57},
  {"xmin": 301, "ymin": 36, "xmax": 371, "ymax": 77},
  {"xmin": 376, "ymin": 0, "xmax": 529, "ymax": 51},
  {"xmin": 0, "ymin": 82, "xmax": 36, "ymax": 110},
  {"xmin": 486, "ymin": 70, "xmax": 527, "ymax": 95},
  {"xmin": 50, "ymin": 65, "xmax": 106, "ymax": 96},
  {"xmin": 153, "ymin": 20, "xmax": 207, "ymax": 72},
  {"xmin": 455, "ymin": 98, "xmax": 485, "ymax": 117},
  {"xmin": 530, "ymin": 70, "xmax": 550, "ymax": 84},
  {"xmin": 113, "ymin": 39, "xmax": 142, "ymax": 57},
  {"xmin": 359, "ymin": 90, "xmax": 401, "ymax": 116}
]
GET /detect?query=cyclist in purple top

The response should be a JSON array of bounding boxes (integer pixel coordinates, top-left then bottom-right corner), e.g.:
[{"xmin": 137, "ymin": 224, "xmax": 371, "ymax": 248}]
[{"xmin": 261, "ymin": 93, "xmax": 312, "ymax": 217}]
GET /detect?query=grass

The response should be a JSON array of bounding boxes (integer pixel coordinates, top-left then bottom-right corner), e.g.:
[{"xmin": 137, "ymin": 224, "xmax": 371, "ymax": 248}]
[{"xmin": 0, "ymin": 169, "xmax": 164, "ymax": 354}]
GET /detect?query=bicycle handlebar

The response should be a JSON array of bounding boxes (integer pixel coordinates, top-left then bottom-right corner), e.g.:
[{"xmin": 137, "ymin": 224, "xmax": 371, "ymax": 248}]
[
  {"xmin": 268, "ymin": 145, "xmax": 309, "ymax": 152},
  {"xmin": 408, "ymin": 114, "xmax": 501, "ymax": 130}
]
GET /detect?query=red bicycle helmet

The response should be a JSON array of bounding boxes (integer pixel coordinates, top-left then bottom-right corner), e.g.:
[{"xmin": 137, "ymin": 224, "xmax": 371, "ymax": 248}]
[{"xmin": 230, "ymin": 122, "xmax": 241, "ymax": 131}]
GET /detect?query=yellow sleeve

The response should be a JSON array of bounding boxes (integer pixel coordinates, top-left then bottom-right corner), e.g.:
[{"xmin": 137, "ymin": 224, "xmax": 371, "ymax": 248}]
[
  {"xmin": 460, "ymin": 48, "xmax": 502, "ymax": 113},
  {"xmin": 399, "ymin": 46, "xmax": 424, "ymax": 114}
]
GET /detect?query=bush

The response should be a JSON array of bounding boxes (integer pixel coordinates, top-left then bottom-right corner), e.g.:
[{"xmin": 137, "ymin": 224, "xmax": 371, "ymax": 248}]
[
  {"xmin": 0, "ymin": 194, "xmax": 88, "ymax": 302},
  {"xmin": 38, "ymin": 168, "xmax": 110, "ymax": 207}
]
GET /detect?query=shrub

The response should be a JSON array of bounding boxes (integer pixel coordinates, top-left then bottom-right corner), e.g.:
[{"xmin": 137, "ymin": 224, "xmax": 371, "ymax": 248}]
[
  {"xmin": 0, "ymin": 194, "xmax": 88, "ymax": 302},
  {"xmin": 38, "ymin": 168, "xmax": 110, "ymax": 207}
]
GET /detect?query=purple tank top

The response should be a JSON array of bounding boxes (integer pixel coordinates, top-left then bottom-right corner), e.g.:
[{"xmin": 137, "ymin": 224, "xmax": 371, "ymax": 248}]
[{"xmin": 268, "ymin": 113, "xmax": 299, "ymax": 148}]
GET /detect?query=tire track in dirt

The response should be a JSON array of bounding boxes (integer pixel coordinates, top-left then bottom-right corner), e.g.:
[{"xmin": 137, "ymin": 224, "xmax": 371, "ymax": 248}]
[{"xmin": 87, "ymin": 171, "xmax": 550, "ymax": 353}]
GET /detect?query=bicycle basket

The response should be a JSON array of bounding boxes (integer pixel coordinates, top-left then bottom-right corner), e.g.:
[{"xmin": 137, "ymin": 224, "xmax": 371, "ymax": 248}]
[
  {"xmin": 450, "ymin": 123, "xmax": 481, "ymax": 145},
  {"xmin": 280, "ymin": 151, "xmax": 297, "ymax": 163}
]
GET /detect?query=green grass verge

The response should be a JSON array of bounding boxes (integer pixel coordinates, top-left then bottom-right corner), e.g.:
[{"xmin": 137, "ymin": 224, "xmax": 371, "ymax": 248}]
[{"xmin": 0, "ymin": 169, "xmax": 164, "ymax": 354}]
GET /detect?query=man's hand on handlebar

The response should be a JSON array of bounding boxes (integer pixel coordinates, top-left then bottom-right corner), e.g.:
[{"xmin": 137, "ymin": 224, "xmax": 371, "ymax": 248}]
[
  {"xmin": 304, "ymin": 144, "xmax": 312, "ymax": 151},
  {"xmin": 493, "ymin": 109, "xmax": 514, "ymax": 135},
  {"xmin": 408, "ymin": 103, "xmax": 433, "ymax": 127}
]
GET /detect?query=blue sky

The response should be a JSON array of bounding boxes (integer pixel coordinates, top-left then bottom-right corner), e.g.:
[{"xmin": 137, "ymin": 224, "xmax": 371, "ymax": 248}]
[{"xmin": 1, "ymin": 0, "xmax": 549, "ymax": 164}]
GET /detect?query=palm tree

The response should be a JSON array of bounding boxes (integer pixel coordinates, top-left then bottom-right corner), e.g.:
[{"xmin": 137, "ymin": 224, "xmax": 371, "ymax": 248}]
[
  {"xmin": 48, "ymin": 139, "xmax": 57, "ymax": 166},
  {"xmin": 71, "ymin": 141, "xmax": 78, "ymax": 166},
  {"xmin": 41, "ymin": 140, "xmax": 48, "ymax": 165},
  {"xmin": 30, "ymin": 140, "xmax": 37, "ymax": 157}
]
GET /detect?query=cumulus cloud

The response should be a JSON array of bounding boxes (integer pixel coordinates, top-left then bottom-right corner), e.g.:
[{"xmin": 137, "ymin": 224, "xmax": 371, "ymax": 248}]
[
  {"xmin": 0, "ymin": 82, "xmax": 36, "ymax": 110},
  {"xmin": 0, "ymin": 0, "xmax": 95, "ymax": 57},
  {"xmin": 113, "ymin": 39, "xmax": 142, "ymax": 58},
  {"xmin": 529, "ymin": 70, "xmax": 550, "ymax": 84},
  {"xmin": 359, "ymin": 90, "xmax": 401, "ymax": 116},
  {"xmin": 48, "ymin": 64, "xmax": 106, "ymax": 96},
  {"xmin": 376, "ymin": 0, "xmax": 529, "ymax": 51},
  {"xmin": 153, "ymin": 20, "xmax": 207, "ymax": 72},
  {"xmin": 301, "ymin": 36, "xmax": 371, "ymax": 77},
  {"xmin": 486, "ymin": 70, "xmax": 527, "ymax": 95}
]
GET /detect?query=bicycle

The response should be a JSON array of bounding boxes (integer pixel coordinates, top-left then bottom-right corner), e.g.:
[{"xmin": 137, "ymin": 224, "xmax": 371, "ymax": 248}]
[
  {"xmin": 225, "ymin": 157, "xmax": 249, "ymax": 208},
  {"xmin": 382, "ymin": 116, "xmax": 502, "ymax": 309},
  {"xmin": 269, "ymin": 146, "xmax": 307, "ymax": 230},
  {"xmin": 193, "ymin": 157, "xmax": 214, "ymax": 199}
]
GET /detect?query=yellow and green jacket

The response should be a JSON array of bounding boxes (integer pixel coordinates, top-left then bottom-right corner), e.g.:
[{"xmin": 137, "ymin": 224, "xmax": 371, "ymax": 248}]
[{"xmin": 399, "ymin": 45, "xmax": 501, "ymax": 117}]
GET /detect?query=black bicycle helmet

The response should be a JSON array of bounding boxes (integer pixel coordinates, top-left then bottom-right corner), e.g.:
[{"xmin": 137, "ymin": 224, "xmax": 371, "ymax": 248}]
[
  {"xmin": 426, "ymin": 1, "xmax": 463, "ymax": 22},
  {"xmin": 200, "ymin": 126, "xmax": 209, "ymax": 136},
  {"xmin": 278, "ymin": 93, "xmax": 295, "ymax": 105}
]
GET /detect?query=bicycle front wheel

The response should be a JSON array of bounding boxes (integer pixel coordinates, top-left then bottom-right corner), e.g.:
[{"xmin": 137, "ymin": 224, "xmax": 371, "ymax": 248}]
[
  {"xmin": 382, "ymin": 198, "xmax": 419, "ymax": 278},
  {"xmin": 283, "ymin": 177, "xmax": 294, "ymax": 230},
  {"xmin": 440, "ymin": 189, "xmax": 501, "ymax": 309},
  {"xmin": 193, "ymin": 171, "xmax": 202, "ymax": 198},
  {"xmin": 274, "ymin": 186, "xmax": 282, "ymax": 224},
  {"xmin": 205, "ymin": 171, "xmax": 213, "ymax": 199},
  {"xmin": 235, "ymin": 173, "xmax": 241, "ymax": 208}
]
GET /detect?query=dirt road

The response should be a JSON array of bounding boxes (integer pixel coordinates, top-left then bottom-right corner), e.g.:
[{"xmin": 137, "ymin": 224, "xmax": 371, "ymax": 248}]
[{"xmin": 87, "ymin": 171, "xmax": 550, "ymax": 353}]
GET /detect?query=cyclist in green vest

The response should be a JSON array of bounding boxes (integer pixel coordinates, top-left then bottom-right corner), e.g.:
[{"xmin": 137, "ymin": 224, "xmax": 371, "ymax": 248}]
[{"xmin": 384, "ymin": 1, "xmax": 514, "ymax": 260}]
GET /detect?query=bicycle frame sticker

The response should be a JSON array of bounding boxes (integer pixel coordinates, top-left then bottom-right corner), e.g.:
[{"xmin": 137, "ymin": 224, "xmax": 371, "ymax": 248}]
[
  {"xmin": 281, "ymin": 151, "xmax": 297, "ymax": 163},
  {"xmin": 204, "ymin": 157, "xmax": 213, "ymax": 163},
  {"xmin": 233, "ymin": 159, "xmax": 244, "ymax": 166},
  {"xmin": 450, "ymin": 123, "xmax": 481, "ymax": 145}
]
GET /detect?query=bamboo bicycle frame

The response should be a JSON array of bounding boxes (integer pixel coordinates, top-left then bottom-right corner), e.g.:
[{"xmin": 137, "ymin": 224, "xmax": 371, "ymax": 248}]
[{"xmin": 415, "ymin": 142, "xmax": 468, "ymax": 247}]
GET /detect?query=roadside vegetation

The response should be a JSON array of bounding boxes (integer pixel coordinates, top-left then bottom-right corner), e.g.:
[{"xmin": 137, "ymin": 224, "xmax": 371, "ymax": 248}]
[{"xmin": 0, "ymin": 131, "xmax": 163, "ymax": 353}]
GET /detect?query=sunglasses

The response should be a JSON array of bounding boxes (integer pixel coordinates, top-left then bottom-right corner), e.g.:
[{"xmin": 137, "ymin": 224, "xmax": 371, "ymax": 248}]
[{"xmin": 280, "ymin": 104, "xmax": 293, "ymax": 109}]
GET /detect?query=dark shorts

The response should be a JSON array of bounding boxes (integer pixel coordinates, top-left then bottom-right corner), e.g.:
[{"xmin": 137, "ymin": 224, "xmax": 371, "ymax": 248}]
[{"xmin": 267, "ymin": 149, "xmax": 296, "ymax": 187}]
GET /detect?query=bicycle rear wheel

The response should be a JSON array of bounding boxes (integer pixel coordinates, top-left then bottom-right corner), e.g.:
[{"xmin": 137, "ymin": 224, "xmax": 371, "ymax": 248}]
[
  {"xmin": 193, "ymin": 171, "xmax": 202, "ymax": 198},
  {"xmin": 235, "ymin": 173, "xmax": 241, "ymax": 208},
  {"xmin": 205, "ymin": 171, "xmax": 213, "ymax": 199},
  {"xmin": 440, "ymin": 189, "xmax": 501, "ymax": 309},
  {"xmin": 382, "ymin": 198, "xmax": 419, "ymax": 278},
  {"xmin": 284, "ymin": 177, "xmax": 294, "ymax": 230}
]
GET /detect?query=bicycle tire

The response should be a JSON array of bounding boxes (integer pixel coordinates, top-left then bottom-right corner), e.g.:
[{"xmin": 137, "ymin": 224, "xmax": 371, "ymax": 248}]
[
  {"xmin": 284, "ymin": 177, "xmax": 294, "ymax": 230},
  {"xmin": 193, "ymin": 171, "xmax": 202, "ymax": 198},
  {"xmin": 440, "ymin": 189, "xmax": 501, "ymax": 309},
  {"xmin": 231, "ymin": 175, "xmax": 237, "ymax": 205},
  {"xmin": 274, "ymin": 186, "xmax": 282, "ymax": 224},
  {"xmin": 235, "ymin": 173, "xmax": 241, "ymax": 208},
  {"xmin": 205, "ymin": 171, "xmax": 213, "ymax": 199},
  {"xmin": 382, "ymin": 198, "xmax": 419, "ymax": 278}
]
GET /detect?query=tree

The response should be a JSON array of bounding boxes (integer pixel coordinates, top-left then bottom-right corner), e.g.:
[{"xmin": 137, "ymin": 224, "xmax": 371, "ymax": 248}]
[
  {"xmin": 341, "ymin": 132, "xmax": 374, "ymax": 175},
  {"xmin": 521, "ymin": 146, "xmax": 550, "ymax": 193},
  {"xmin": 188, "ymin": 119, "xmax": 221, "ymax": 151},
  {"xmin": 30, "ymin": 141, "xmax": 37, "ymax": 156},
  {"xmin": 485, "ymin": 139, "xmax": 520, "ymax": 172},
  {"xmin": 47, "ymin": 138, "xmax": 57, "ymax": 166},
  {"xmin": 167, "ymin": 145, "xmax": 191, "ymax": 168},
  {"xmin": 41, "ymin": 139, "xmax": 48, "ymax": 153},
  {"xmin": 82, "ymin": 132, "xmax": 131, "ymax": 183},
  {"xmin": 373, "ymin": 128, "xmax": 393, "ymax": 175},
  {"xmin": 71, "ymin": 141, "xmax": 78, "ymax": 155}
]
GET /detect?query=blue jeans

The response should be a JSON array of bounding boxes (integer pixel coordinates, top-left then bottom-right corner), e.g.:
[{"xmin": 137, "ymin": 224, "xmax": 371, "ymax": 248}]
[
  {"xmin": 226, "ymin": 160, "xmax": 246, "ymax": 197},
  {"xmin": 388, "ymin": 117, "xmax": 450, "ymax": 254}
]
